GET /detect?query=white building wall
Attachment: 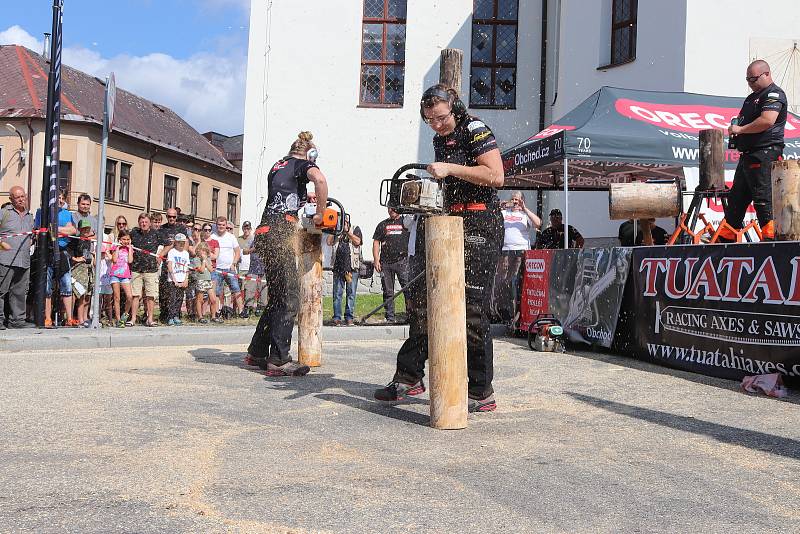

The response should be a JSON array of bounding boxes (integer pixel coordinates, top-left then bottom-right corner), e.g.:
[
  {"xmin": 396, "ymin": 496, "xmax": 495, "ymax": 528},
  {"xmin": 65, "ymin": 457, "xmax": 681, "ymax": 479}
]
[
  {"xmin": 545, "ymin": 0, "xmax": 688, "ymax": 239},
  {"xmin": 244, "ymin": 1, "xmax": 795, "ymax": 246},
  {"xmin": 242, "ymin": 1, "xmax": 545, "ymax": 258},
  {"xmin": 552, "ymin": 0, "xmax": 687, "ymax": 120},
  {"xmin": 682, "ymin": 0, "xmax": 800, "ymax": 99}
]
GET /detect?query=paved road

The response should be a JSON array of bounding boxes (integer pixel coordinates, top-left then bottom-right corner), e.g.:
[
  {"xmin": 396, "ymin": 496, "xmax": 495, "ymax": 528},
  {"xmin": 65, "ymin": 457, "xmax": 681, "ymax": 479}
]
[{"xmin": 1, "ymin": 339, "xmax": 798, "ymax": 533}]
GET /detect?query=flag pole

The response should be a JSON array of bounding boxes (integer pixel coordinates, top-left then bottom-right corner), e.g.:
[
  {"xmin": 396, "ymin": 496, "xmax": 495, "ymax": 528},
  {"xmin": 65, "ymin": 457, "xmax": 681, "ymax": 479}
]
[{"xmin": 35, "ymin": 0, "xmax": 64, "ymax": 327}]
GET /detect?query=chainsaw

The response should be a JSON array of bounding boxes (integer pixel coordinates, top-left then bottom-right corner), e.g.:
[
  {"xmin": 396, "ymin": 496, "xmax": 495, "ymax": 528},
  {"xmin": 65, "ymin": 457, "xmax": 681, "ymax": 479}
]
[
  {"xmin": 299, "ymin": 197, "xmax": 347, "ymax": 236},
  {"xmin": 379, "ymin": 163, "xmax": 445, "ymax": 215},
  {"xmin": 527, "ymin": 314, "xmax": 565, "ymax": 352}
]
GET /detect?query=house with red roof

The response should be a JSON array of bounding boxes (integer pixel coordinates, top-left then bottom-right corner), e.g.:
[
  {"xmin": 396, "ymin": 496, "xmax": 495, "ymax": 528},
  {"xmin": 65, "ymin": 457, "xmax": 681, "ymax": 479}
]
[{"xmin": 0, "ymin": 44, "xmax": 242, "ymax": 229}]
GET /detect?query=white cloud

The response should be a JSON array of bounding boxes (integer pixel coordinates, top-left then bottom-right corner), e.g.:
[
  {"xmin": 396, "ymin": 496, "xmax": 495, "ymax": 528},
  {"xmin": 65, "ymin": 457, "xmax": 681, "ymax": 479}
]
[
  {"xmin": 0, "ymin": 25, "xmax": 246, "ymax": 135},
  {"xmin": 0, "ymin": 25, "xmax": 42, "ymax": 52}
]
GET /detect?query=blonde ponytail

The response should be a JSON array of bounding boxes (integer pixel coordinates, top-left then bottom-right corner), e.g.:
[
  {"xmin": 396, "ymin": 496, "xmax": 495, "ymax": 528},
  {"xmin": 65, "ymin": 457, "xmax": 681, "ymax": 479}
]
[{"xmin": 290, "ymin": 131, "xmax": 315, "ymax": 156}]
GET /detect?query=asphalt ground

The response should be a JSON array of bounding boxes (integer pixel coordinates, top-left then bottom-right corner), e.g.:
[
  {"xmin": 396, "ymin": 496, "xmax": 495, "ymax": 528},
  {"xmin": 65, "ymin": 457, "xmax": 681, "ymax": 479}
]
[{"xmin": 1, "ymin": 337, "xmax": 799, "ymax": 533}]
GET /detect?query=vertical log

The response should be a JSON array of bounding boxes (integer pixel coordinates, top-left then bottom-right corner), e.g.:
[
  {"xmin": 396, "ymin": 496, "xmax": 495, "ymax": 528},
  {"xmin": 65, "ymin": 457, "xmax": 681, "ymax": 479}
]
[
  {"xmin": 297, "ymin": 231, "xmax": 322, "ymax": 367},
  {"xmin": 773, "ymin": 160, "xmax": 800, "ymax": 241},
  {"xmin": 698, "ymin": 129, "xmax": 725, "ymax": 191},
  {"xmin": 426, "ymin": 217, "xmax": 468, "ymax": 430},
  {"xmin": 439, "ymin": 49, "xmax": 464, "ymax": 95}
]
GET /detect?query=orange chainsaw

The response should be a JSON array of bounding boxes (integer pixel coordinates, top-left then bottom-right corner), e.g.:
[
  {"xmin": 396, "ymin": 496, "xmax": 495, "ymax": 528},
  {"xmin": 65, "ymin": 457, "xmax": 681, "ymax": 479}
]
[{"xmin": 299, "ymin": 197, "xmax": 346, "ymax": 236}]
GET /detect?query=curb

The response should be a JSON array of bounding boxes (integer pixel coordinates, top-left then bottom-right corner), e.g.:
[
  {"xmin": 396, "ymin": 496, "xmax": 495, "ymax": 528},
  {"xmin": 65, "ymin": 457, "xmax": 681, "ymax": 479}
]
[{"xmin": 0, "ymin": 324, "xmax": 411, "ymax": 353}]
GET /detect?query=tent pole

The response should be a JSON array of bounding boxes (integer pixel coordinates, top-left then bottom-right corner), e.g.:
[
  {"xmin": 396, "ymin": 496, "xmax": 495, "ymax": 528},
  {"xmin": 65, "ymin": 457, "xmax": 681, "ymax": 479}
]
[{"xmin": 563, "ymin": 158, "xmax": 569, "ymax": 249}]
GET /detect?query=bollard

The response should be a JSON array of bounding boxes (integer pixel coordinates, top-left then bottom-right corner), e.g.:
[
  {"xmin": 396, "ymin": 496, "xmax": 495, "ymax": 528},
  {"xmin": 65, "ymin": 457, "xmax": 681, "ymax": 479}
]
[
  {"xmin": 425, "ymin": 216, "xmax": 468, "ymax": 430},
  {"xmin": 297, "ymin": 231, "xmax": 323, "ymax": 367}
]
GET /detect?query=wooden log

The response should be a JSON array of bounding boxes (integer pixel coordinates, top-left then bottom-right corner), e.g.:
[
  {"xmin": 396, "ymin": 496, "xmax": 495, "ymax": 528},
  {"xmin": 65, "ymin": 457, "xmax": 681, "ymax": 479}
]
[
  {"xmin": 698, "ymin": 129, "xmax": 725, "ymax": 190},
  {"xmin": 425, "ymin": 216, "xmax": 468, "ymax": 430},
  {"xmin": 608, "ymin": 182, "xmax": 681, "ymax": 220},
  {"xmin": 297, "ymin": 231, "xmax": 322, "ymax": 367},
  {"xmin": 773, "ymin": 159, "xmax": 800, "ymax": 241},
  {"xmin": 439, "ymin": 49, "xmax": 463, "ymax": 95}
]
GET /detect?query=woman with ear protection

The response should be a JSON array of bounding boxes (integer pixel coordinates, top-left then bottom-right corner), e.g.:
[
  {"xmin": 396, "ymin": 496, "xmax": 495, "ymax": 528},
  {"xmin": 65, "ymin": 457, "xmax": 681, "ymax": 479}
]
[
  {"xmin": 374, "ymin": 83, "xmax": 505, "ymax": 412},
  {"xmin": 245, "ymin": 131, "xmax": 329, "ymax": 376}
]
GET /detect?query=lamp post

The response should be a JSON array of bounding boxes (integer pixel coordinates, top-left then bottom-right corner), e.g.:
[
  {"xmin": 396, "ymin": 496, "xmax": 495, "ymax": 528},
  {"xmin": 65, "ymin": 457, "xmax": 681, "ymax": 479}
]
[{"xmin": 4, "ymin": 123, "xmax": 26, "ymax": 165}]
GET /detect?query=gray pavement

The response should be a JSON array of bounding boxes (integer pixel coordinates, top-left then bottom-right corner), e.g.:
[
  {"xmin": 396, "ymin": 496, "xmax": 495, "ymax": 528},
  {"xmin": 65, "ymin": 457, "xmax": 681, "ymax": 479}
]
[
  {"xmin": 1, "ymin": 338, "xmax": 799, "ymax": 533},
  {"xmin": 0, "ymin": 323, "xmax": 410, "ymax": 352}
]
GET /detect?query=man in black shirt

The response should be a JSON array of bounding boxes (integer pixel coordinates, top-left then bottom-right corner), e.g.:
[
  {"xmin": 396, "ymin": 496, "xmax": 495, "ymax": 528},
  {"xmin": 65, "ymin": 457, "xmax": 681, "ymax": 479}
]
[
  {"xmin": 129, "ymin": 213, "xmax": 171, "ymax": 326},
  {"xmin": 724, "ymin": 60, "xmax": 787, "ymax": 241},
  {"xmin": 374, "ymin": 84, "xmax": 505, "ymax": 412},
  {"xmin": 618, "ymin": 218, "xmax": 669, "ymax": 246},
  {"xmin": 536, "ymin": 209, "xmax": 584, "ymax": 249},
  {"xmin": 372, "ymin": 208, "xmax": 409, "ymax": 323}
]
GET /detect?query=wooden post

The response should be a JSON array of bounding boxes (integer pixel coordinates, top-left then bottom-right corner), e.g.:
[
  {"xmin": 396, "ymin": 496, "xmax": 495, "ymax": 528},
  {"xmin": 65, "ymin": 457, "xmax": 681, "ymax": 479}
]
[
  {"xmin": 419, "ymin": 48, "xmax": 469, "ymax": 430},
  {"xmin": 698, "ymin": 129, "xmax": 725, "ymax": 190},
  {"xmin": 426, "ymin": 217, "xmax": 468, "ymax": 430},
  {"xmin": 297, "ymin": 231, "xmax": 323, "ymax": 367},
  {"xmin": 773, "ymin": 159, "xmax": 800, "ymax": 241},
  {"xmin": 608, "ymin": 182, "xmax": 682, "ymax": 220},
  {"xmin": 439, "ymin": 49, "xmax": 463, "ymax": 95}
]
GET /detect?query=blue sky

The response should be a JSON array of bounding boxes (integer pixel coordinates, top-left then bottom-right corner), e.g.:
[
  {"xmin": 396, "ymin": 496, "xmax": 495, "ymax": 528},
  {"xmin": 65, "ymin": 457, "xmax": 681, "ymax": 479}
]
[{"xmin": 0, "ymin": 0, "xmax": 251, "ymax": 134}]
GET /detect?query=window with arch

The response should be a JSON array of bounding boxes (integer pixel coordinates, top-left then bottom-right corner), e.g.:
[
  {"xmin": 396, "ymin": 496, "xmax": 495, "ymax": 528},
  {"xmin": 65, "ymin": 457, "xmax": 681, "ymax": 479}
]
[
  {"xmin": 360, "ymin": 0, "xmax": 407, "ymax": 106},
  {"xmin": 470, "ymin": 0, "xmax": 518, "ymax": 108}
]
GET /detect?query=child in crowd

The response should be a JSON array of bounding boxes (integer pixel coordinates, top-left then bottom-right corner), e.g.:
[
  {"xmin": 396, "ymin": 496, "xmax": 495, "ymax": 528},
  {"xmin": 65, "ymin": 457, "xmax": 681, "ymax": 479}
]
[
  {"xmin": 69, "ymin": 219, "xmax": 95, "ymax": 327},
  {"xmin": 98, "ymin": 228, "xmax": 115, "ymax": 325},
  {"xmin": 110, "ymin": 229, "xmax": 134, "ymax": 327},
  {"xmin": 166, "ymin": 233, "xmax": 190, "ymax": 326},
  {"xmin": 191, "ymin": 241, "xmax": 218, "ymax": 323}
]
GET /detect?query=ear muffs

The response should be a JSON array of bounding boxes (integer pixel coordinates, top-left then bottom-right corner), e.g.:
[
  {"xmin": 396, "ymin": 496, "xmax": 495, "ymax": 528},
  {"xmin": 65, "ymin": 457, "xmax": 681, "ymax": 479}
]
[
  {"xmin": 307, "ymin": 147, "xmax": 319, "ymax": 162},
  {"xmin": 420, "ymin": 86, "xmax": 467, "ymax": 122}
]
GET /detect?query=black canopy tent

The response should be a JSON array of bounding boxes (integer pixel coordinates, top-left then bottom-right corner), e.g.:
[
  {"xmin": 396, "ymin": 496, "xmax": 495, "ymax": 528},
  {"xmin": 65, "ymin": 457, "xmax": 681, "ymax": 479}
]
[{"xmin": 501, "ymin": 86, "xmax": 800, "ymax": 247}]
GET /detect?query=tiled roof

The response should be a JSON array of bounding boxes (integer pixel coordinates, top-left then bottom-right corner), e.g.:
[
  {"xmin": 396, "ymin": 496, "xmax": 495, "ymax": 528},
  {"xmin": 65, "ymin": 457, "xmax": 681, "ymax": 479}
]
[{"xmin": 0, "ymin": 45, "xmax": 239, "ymax": 173}]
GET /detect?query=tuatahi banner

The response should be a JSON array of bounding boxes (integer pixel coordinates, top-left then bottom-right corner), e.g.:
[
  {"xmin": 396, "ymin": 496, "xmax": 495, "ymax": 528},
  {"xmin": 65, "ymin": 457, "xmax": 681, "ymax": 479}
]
[
  {"xmin": 624, "ymin": 242, "xmax": 800, "ymax": 381},
  {"xmin": 520, "ymin": 248, "xmax": 631, "ymax": 347}
]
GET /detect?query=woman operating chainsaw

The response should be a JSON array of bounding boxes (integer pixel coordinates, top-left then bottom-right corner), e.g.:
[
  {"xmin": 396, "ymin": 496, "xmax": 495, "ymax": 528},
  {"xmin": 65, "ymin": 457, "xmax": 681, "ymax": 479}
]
[
  {"xmin": 374, "ymin": 84, "xmax": 505, "ymax": 412},
  {"xmin": 245, "ymin": 131, "xmax": 329, "ymax": 376}
]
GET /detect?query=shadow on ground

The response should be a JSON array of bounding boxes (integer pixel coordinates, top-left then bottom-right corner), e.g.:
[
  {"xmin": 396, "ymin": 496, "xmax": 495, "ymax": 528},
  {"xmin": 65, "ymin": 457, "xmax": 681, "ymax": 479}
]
[
  {"xmin": 568, "ymin": 392, "xmax": 800, "ymax": 461},
  {"xmin": 497, "ymin": 335, "xmax": 800, "ymax": 406},
  {"xmin": 189, "ymin": 347, "xmax": 430, "ymax": 426}
]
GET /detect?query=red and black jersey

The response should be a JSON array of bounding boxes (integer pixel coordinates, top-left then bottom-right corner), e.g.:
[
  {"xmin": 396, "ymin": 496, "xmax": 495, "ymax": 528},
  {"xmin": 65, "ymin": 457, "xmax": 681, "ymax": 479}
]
[
  {"xmin": 432, "ymin": 115, "xmax": 500, "ymax": 209},
  {"xmin": 372, "ymin": 216, "xmax": 409, "ymax": 264},
  {"xmin": 736, "ymin": 83, "xmax": 787, "ymax": 152},
  {"xmin": 262, "ymin": 157, "xmax": 318, "ymax": 221}
]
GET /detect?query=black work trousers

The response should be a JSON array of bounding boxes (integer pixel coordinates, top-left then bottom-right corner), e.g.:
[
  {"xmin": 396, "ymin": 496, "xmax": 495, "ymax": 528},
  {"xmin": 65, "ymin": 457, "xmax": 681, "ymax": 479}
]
[
  {"xmin": 247, "ymin": 215, "xmax": 300, "ymax": 365},
  {"xmin": 724, "ymin": 146, "xmax": 782, "ymax": 229},
  {"xmin": 393, "ymin": 209, "xmax": 504, "ymax": 399}
]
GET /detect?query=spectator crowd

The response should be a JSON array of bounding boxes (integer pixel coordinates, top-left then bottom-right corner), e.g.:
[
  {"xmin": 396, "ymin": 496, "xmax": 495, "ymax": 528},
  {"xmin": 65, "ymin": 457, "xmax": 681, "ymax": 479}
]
[
  {"xmin": 0, "ymin": 186, "xmax": 267, "ymax": 329},
  {"xmin": 1, "ymin": 184, "xmax": 602, "ymax": 332}
]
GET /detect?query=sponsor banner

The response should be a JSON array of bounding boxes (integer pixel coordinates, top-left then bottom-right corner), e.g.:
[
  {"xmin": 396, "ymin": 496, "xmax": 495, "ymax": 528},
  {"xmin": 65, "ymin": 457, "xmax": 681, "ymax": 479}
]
[
  {"xmin": 503, "ymin": 131, "xmax": 564, "ymax": 176},
  {"xmin": 615, "ymin": 97, "xmax": 800, "ymax": 138},
  {"xmin": 520, "ymin": 248, "xmax": 631, "ymax": 347},
  {"xmin": 626, "ymin": 242, "xmax": 800, "ymax": 380},
  {"xmin": 519, "ymin": 250, "xmax": 553, "ymax": 331}
]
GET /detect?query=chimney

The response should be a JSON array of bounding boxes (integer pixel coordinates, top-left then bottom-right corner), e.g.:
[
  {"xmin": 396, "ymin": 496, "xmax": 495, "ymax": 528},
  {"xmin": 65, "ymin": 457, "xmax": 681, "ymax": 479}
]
[{"xmin": 43, "ymin": 33, "xmax": 51, "ymax": 59}]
